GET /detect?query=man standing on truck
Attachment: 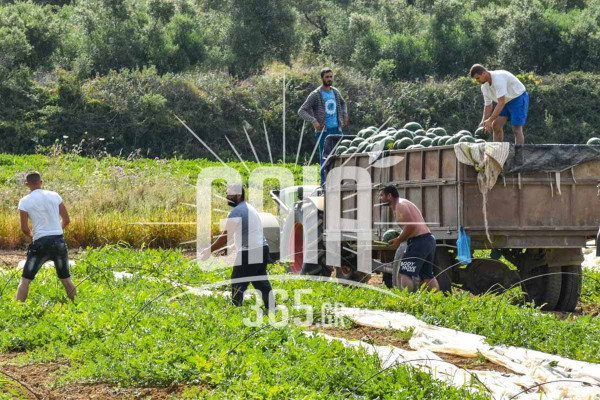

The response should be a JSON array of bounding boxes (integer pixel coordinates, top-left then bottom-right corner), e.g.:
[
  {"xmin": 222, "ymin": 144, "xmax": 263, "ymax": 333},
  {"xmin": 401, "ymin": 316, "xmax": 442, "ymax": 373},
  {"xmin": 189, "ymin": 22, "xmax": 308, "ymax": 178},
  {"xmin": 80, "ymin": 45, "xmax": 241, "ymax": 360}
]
[
  {"xmin": 470, "ymin": 64, "xmax": 529, "ymax": 144},
  {"xmin": 380, "ymin": 185, "xmax": 440, "ymax": 292},
  {"xmin": 199, "ymin": 183, "xmax": 276, "ymax": 311},
  {"xmin": 16, "ymin": 172, "xmax": 76, "ymax": 302},
  {"xmin": 298, "ymin": 67, "xmax": 349, "ymax": 183}
]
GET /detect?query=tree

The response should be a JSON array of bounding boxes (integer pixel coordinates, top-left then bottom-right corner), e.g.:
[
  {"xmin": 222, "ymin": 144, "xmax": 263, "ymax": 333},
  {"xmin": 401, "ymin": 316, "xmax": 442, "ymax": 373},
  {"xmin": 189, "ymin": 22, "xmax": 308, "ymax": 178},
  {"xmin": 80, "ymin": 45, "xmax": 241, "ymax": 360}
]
[{"xmin": 228, "ymin": 0, "xmax": 298, "ymax": 77}]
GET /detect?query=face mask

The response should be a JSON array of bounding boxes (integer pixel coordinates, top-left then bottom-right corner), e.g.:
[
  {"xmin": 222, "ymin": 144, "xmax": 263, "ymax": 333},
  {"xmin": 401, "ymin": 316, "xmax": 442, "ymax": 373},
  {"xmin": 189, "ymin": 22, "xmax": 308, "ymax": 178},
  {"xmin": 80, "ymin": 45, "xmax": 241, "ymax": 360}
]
[{"xmin": 227, "ymin": 197, "xmax": 238, "ymax": 207}]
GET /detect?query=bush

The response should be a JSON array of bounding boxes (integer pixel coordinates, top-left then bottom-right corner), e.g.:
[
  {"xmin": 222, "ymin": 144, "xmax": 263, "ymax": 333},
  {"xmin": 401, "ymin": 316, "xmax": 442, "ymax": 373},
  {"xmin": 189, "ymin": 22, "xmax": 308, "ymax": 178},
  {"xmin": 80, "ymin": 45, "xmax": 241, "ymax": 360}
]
[{"xmin": 3, "ymin": 65, "xmax": 600, "ymax": 158}]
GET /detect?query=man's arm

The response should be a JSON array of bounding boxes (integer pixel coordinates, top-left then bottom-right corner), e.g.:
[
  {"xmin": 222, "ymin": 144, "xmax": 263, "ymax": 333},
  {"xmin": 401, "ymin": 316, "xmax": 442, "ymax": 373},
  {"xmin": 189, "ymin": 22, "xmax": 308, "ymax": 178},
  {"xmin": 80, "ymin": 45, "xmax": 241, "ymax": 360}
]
[
  {"xmin": 299, "ymin": 92, "xmax": 322, "ymax": 131},
  {"xmin": 483, "ymin": 96, "xmax": 506, "ymax": 132},
  {"xmin": 19, "ymin": 210, "xmax": 33, "ymax": 238},
  {"xmin": 200, "ymin": 231, "xmax": 228, "ymax": 261},
  {"xmin": 209, "ymin": 232, "xmax": 228, "ymax": 253},
  {"xmin": 59, "ymin": 203, "xmax": 70, "ymax": 229},
  {"xmin": 479, "ymin": 104, "xmax": 492, "ymax": 127}
]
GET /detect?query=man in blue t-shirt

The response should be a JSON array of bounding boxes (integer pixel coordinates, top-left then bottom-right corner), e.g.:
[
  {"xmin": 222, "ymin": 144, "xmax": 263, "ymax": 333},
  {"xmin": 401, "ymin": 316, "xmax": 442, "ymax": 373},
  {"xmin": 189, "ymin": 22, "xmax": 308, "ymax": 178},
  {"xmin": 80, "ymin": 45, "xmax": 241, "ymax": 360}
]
[{"xmin": 299, "ymin": 67, "xmax": 349, "ymax": 183}]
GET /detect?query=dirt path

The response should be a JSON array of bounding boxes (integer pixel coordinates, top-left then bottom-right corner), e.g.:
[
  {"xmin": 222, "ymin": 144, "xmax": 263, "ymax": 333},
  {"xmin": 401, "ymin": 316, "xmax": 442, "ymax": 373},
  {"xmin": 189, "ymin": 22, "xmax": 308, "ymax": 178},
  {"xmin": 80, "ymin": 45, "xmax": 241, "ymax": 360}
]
[{"xmin": 0, "ymin": 355, "xmax": 207, "ymax": 399}]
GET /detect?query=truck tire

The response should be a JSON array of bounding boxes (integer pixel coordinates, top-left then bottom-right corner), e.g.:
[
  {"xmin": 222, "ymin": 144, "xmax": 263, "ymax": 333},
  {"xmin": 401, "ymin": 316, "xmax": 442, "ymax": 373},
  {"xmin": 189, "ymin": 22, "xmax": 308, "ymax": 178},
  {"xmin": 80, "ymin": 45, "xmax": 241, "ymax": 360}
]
[
  {"xmin": 433, "ymin": 246, "xmax": 453, "ymax": 294},
  {"xmin": 334, "ymin": 265, "xmax": 371, "ymax": 283},
  {"xmin": 555, "ymin": 265, "xmax": 582, "ymax": 312},
  {"xmin": 382, "ymin": 272, "xmax": 393, "ymax": 288},
  {"xmin": 521, "ymin": 265, "xmax": 562, "ymax": 311}
]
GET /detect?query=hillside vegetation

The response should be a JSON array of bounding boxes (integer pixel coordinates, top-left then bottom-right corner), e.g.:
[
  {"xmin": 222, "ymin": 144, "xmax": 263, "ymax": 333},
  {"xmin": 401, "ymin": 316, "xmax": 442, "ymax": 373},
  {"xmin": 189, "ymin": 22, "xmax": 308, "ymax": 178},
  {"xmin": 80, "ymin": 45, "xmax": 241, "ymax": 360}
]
[{"xmin": 2, "ymin": 0, "xmax": 600, "ymax": 158}]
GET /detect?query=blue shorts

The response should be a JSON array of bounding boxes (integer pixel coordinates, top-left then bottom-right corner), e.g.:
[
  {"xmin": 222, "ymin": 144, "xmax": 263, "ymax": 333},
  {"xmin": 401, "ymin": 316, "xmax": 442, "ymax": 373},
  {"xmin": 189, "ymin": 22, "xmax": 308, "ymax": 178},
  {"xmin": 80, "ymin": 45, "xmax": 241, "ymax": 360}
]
[
  {"xmin": 400, "ymin": 233, "xmax": 436, "ymax": 280},
  {"xmin": 499, "ymin": 92, "xmax": 529, "ymax": 126}
]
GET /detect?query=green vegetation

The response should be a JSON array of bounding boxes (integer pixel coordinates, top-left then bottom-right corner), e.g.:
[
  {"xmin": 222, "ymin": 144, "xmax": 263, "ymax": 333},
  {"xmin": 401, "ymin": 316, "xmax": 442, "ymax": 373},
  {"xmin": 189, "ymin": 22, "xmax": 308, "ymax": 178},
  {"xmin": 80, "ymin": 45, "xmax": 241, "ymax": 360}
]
[
  {"xmin": 0, "ymin": 248, "xmax": 493, "ymax": 399},
  {"xmin": 0, "ymin": 153, "xmax": 312, "ymax": 249},
  {"xmin": 2, "ymin": 1, "xmax": 600, "ymax": 158},
  {"xmin": 0, "ymin": 247, "xmax": 599, "ymax": 397}
]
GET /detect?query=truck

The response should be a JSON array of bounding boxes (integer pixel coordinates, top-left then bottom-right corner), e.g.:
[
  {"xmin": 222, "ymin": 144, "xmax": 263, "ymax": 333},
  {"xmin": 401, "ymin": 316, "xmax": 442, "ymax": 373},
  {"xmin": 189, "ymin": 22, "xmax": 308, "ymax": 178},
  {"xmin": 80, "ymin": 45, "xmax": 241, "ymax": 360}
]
[{"xmin": 263, "ymin": 140, "xmax": 600, "ymax": 312}]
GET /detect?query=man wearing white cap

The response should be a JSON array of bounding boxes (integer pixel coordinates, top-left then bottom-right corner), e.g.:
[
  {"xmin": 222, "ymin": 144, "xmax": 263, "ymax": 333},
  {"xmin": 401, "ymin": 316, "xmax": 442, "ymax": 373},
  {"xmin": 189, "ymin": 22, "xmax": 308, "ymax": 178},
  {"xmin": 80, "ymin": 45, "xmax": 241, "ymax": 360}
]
[{"xmin": 200, "ymin": 183, "xmax": 275, "ymax": 310}]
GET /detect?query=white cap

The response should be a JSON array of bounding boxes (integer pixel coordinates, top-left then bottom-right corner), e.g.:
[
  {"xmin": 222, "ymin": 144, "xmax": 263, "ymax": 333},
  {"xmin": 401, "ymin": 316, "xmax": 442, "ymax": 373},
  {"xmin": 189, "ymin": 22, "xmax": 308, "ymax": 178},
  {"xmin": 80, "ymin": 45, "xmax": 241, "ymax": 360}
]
[{"xmin": 226, "ymin": 183, "xmax": 243, "ymax": 196}]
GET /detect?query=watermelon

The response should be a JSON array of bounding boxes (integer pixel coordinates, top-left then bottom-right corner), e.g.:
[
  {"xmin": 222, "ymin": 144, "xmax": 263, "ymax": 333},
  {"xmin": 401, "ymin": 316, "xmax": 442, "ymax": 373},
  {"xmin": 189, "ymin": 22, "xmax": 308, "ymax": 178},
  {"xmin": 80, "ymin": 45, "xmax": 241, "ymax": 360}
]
[
  {"xmin": 382, "ymin": 229, "xmax": 400, "ymax": 242},
  {"xmin": 474, "ymin": 127, "xmax": 486, "ymax": 139},
  {"xmin": 357, "ymin": 129, "xmax": 370, "ymax": 139},
  {"xmin": 587, "ymin": 137, "xmax": 600, "ymax": 145},
  {"xmin": 368, "ymin": 133, "xmax": 389, "ymax": 143},
  {"xmin": 433, "ymin": 127, "xmax": 447, "ymax": 136},
  {"xmin": 366, "ymin": 143, "xmax": 374, "ymax": 152},
  {"xmin": 431, "ymin": 137, "xmax": 441, "ymax": 147},
  {"xmin": 457, "ymin": 130, "xmax": 472, "ymax": 137},
  {"xmin": 351, "ymin": 137, "xmax": 364, "ymax": 147},
  {"xmin": 437, "ymin": 136, "xmax": 450, "ymax": 146},
  {"xmin": 362, "ymin": 130, "xmax": 376, "ymax": 139},
  {"xmin": 394, "ymin": 137, "xmax": 413, "ymax": 150},
  {"xmin": 345, "ymin": 146, "xmax": 358, "ymax": 154},
  {"xmin": 414, "ymin": 129, "xmax": 426, "ymax": 136},
  {"xmin": 335, "ymin": 146, "xmax": 348, "ymax": 155},
  {"xmin": 379, "ymin": 136, "xmax": 395, "ymax": 150},
  {"xmin": 475, "ymin": 139, "xmax": 486, "ymax": 143},
  {"xmin": 459, "ymin": 135, "xmax": 476, "ymax": 143},
  {"xmin": 412, "ymin": 135, "xmax": 426, "ymax": 145},
  {"xmin": 404, "ymin": 122, "xmax": 423, "ymax": 131},
  {"xmin": 407, "ymin": 144, "xmax": 425, "ymax": 150},
  {"xmin": 420, "ymin": 138, "xmax": 433, "ymax": 147},
  {"xmin": 394, "ymin": 129, "xmax": 414, "ymax": 140},
  {"xmin": 426, "ymin": 132, "xmax": 437, "ymax": 140},
  {"xmin": 340, "ymin": 139, "xmax": 352, "ymax": 147},
  {"xmin": 357, "ymin": 141, "xmax": 370, "ymax": 153}
]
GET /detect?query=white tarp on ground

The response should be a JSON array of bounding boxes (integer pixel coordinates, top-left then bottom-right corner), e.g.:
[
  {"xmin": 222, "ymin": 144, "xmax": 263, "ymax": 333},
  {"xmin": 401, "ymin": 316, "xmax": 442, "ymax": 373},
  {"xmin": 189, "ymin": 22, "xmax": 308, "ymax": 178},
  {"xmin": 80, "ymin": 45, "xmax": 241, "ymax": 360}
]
[
  {"xmin": 583, "ymin": 246, "xmax": 600, "ymax": 270},
  {"xmin": 305, "ymin": 332, "xmax": 540, "ymax": 400},
  {"xmin": 335, "ymin": 307, "xmax": 600, "ymax": 400}
]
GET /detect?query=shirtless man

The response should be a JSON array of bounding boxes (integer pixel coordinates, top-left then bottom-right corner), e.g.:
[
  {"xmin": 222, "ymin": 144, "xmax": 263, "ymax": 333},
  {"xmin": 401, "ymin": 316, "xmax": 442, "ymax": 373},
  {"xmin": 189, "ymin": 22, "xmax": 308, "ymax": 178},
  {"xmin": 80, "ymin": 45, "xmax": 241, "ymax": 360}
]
[{"xmin": 380, "ymin": 185, "xmax": 440, "ymax": 292}]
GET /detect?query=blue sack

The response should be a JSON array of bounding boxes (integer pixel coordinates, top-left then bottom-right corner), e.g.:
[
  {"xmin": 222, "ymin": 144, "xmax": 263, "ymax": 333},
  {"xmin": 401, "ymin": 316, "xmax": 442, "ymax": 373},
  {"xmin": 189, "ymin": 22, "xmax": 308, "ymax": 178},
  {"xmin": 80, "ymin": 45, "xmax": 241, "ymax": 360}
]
[{"xmin": 457, "ymin": 227, "xmax": 472, "ymax": 265}]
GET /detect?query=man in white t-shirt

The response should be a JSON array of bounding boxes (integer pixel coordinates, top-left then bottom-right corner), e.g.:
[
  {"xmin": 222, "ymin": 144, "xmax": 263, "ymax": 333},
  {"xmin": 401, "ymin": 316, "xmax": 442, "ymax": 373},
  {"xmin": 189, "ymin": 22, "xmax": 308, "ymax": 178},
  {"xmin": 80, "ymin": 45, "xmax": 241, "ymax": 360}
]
[
  {"xmin": 16, "ymin": 172, "xmax": 76, "ymax": 302},
  {"xmin": 470, "ymin": 64, "xmax": 529, "ymax": 144},
  {"xmin": 199, "ymin": 183, "xmax": 275, "ymax": 310}
]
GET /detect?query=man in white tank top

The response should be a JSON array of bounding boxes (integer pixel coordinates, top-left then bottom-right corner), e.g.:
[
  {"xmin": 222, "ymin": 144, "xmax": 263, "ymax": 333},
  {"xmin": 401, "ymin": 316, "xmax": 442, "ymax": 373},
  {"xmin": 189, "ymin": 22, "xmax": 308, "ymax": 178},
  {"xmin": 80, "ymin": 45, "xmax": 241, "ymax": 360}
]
[{"xmin": 16, "ymin": 172, "xmax": 76, "ymax": 302}]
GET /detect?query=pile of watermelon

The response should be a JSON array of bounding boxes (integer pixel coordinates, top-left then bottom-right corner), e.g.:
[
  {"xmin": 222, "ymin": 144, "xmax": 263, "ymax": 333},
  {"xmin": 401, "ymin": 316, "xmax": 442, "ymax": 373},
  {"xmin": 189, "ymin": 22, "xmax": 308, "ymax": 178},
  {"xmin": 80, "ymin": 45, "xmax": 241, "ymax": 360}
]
[
  {"xmin": 587, "ymin": 137, "xmax": 600, "ymax": 145},
  {"xmin": 335, "ymin": 122, "xmax": 489, "ymax": 155}
]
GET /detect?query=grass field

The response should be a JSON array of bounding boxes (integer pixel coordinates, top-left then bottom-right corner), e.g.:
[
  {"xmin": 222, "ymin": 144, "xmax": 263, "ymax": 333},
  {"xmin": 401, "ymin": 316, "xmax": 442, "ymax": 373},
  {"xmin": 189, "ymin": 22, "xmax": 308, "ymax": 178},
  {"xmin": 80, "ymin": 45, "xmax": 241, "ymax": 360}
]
[
  {"xmin": 0, "ymin": 248, "xmax": 599, "ymax": 398},
  {"xmin": 0, "ymin": 153, "xmax": 310, "ymax": 250},
  {"xmin": 0, "ymin": 248, "xmax": 497, "ymax": 399}
]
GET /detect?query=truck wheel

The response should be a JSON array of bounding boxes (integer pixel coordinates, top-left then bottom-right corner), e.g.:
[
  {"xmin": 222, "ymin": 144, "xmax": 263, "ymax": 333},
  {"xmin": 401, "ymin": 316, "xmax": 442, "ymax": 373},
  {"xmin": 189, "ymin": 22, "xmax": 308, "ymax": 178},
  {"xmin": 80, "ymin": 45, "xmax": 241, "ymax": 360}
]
[
  {"xmin": 433, "ymin": 246, "xmax": 453, "ymax": 294},
  {"xmin": 335, "ymin": 265, "xmax": 371, "ymax": 283},
  {"xmin": 521, "ymin": 265, "xmax": 562, "ymax": 311},
  {"xmin": 555, "ymin": 265, "xmax": 582, "ymax": 312},
  {"xmin": 287, "ymin": 201, "xmax": 332, "ymax": 277},
  {"xmin": 382, "ymin": 273, "xmax": 393, "ymax": 288}
]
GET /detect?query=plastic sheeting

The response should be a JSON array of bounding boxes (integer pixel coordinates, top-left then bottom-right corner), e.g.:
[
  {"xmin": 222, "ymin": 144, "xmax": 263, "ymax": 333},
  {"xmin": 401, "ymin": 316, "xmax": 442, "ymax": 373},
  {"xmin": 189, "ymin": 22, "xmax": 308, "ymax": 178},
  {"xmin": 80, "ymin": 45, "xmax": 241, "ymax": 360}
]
[
  {"xmin": 503, "ymin": 144, "xmax": 600, "ymax": 174},
  {"xmin": 335, "ymin": 307, "xmax": 600, "ymax": 400},
  {"xmin": 305, "ymin": 331, "xmax": 541, "ymax": 400}
]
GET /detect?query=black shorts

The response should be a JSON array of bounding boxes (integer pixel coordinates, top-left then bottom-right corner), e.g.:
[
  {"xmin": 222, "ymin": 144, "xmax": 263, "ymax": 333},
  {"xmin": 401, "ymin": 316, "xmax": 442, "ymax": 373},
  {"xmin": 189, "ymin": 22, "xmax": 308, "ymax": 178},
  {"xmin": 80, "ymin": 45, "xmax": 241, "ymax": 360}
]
[
  {"xmin": 22, "ymin": 235, "xmax": 70, "ymax": 280},
  {"xmin": 400, "ymin": 233, "xmax": 436, "ymax": 280}
]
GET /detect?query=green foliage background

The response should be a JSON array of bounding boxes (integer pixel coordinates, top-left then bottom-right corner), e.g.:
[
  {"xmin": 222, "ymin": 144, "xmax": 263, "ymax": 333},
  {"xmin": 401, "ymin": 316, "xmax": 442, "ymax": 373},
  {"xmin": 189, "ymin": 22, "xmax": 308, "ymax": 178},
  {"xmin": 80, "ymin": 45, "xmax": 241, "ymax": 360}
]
[{"xmin": 2, "ymin": 0, "xmax": 600, "ymax": 158}]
